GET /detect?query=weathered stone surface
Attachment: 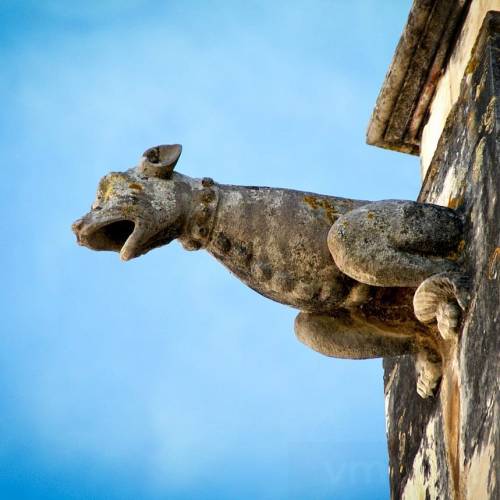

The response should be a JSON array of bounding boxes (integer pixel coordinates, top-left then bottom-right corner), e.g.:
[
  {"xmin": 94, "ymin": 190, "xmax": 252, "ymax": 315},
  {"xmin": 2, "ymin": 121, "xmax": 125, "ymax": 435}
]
[
  {"xmin": 72, "ymin": 139, "xmax": 467, "ymax": 398},
  {"xmin": 384, "ymin": 13, "xmax": 500, "ymax": 499},
  {"xmin": 420, "ymin": 0, "xmax": 500, "ymax": 175}
]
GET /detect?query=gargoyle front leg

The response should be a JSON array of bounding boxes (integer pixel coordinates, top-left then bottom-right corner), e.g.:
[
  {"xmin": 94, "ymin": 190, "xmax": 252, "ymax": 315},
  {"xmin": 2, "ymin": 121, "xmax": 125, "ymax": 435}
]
[
  {"xmin": 327, "ymin": 200, "xmax": 469, "ymax": 340},
  {"xmin": 327, "ymin": 200, "xmax": 463, "ymax": 287},
  {"xmin": 294, "ymin": 310, "xmax": 416, "ymax": 359}
]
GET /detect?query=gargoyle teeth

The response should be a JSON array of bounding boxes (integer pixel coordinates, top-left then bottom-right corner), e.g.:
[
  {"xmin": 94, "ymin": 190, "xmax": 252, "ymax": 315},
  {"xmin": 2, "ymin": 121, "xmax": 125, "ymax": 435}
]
[{"xmin": 119, "ymin": 224, "xmax": 145, "ymax": 261}]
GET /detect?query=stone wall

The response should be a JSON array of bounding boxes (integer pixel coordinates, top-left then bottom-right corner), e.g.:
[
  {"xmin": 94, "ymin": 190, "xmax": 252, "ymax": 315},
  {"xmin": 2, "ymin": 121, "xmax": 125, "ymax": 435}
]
[{"xmin": 384, "ymin": 13, "xmax": 499, "ymax": 499}]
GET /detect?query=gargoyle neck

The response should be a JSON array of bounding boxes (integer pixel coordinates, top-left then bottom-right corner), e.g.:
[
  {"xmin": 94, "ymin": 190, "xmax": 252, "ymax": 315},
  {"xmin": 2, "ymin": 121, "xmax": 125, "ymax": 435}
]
[{"xmin": 179, "ymin": 177, "xmax": 220, "ymax": 251}]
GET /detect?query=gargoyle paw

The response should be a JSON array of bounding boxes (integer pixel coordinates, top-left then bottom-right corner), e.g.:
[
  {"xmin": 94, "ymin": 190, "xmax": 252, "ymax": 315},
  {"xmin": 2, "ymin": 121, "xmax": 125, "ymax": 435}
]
[
  {"xmin": 413, "ymin": 272, "xmax": 470, "ymax": 340},
  {"xmin": 415, "ymin": 353, "xmax": 442, "ymax": 399}
]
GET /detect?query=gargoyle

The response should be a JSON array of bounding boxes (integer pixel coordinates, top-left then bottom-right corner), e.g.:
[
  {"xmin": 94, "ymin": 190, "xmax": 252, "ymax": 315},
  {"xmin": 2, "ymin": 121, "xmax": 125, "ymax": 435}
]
[{"xmin": 72, "ymin": 145, "xmax": 469, "ymax": 398}]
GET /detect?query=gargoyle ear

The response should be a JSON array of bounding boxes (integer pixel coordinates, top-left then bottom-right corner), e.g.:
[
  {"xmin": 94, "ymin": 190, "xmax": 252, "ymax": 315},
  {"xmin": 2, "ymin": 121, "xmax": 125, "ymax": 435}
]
[{"xmin": 138, "ymin": 144, "xmax": 182, "ymax": 179}]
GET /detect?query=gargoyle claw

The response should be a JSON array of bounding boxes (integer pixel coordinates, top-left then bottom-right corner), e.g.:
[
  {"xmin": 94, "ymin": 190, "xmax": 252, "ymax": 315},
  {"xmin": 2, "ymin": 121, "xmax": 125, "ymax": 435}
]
[
  {"xmin": 436, "ymin": 301, "xmax": 461, "ymax": 340},
  {"xmin": 413, "ymin": 272, "xmax": 470, "ymax": 340},
  {"xmin": 415, "ymin": 352, "xmax": 442, "ymax": 399}
]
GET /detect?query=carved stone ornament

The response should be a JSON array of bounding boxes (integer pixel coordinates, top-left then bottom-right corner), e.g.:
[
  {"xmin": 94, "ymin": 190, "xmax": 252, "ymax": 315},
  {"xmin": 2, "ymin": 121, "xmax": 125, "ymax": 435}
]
[{"xmin": 72, "ymin": 144, "xmax": 470, "ymax": 398}]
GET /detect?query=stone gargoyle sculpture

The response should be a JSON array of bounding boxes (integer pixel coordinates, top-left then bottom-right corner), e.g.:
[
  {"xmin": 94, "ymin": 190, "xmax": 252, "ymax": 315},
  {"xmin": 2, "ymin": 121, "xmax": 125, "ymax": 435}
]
[{"xmin": 72, "ymin": 145, "xmax": 469, "ymax": 398}]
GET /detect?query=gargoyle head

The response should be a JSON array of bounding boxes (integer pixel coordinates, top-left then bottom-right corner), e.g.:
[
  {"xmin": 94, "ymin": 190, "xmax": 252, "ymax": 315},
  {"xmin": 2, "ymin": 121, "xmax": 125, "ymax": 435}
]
[{"xmin": 72, "ymin": 144, "xmax": 190, "ymax": 261}]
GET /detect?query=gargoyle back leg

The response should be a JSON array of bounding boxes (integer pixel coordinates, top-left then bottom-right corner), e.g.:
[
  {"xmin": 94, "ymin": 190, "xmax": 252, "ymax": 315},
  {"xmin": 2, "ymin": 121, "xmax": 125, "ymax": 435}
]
[
  {"xmin": 295, "ymin": 311, "xmax": 443, "ymax": 398},
  {"xmin": 295, "ymin": 310, "xmax": 416, "ymax": 359},
  {"xmin": 328, "ymin": 200, "xmax": 462, "ymax": 287}
]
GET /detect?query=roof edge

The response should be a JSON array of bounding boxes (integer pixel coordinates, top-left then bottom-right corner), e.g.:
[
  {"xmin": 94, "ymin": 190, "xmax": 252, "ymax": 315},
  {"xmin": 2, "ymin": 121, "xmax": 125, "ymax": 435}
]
[{"xmin": 366, "ymin": 0, "xmax": 471, "ymax": 155}]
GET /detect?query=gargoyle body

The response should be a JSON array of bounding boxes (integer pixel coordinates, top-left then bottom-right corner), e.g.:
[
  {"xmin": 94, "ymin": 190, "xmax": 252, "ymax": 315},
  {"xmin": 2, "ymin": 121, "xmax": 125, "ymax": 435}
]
[{"xmin": 72, "ymin": 145, "xmax": 468, "ymax": 397}]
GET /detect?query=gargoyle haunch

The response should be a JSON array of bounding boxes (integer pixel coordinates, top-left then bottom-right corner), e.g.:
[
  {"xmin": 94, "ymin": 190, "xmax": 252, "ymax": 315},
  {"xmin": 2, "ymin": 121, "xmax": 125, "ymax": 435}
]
[{"xmin": 72, "ymin": 145, "xmax": 469, "ymax": 398}]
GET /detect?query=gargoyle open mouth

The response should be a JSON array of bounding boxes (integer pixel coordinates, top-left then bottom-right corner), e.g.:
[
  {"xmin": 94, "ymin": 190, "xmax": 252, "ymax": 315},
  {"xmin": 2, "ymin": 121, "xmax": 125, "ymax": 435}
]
[
  {"xmin": 73, "ymin": 217, "xmax": 144, "ymax": 261},
  {"xmin": 84, "ymin": 220, "xmax": 136, "ymax": 251}
]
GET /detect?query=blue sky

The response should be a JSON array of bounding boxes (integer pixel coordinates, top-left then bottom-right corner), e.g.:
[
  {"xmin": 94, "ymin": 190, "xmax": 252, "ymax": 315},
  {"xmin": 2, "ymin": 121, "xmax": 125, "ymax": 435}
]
[{"xmin": 1, "ymin": 1, "xmax": 417, "ymax": 498}]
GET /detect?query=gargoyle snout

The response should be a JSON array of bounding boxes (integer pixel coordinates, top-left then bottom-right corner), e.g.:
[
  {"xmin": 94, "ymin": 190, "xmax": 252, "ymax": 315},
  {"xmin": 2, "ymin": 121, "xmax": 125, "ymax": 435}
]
[
  {"xmin": 72, "ymin": 218, "xmax": 85, "ymax": 244},
  {"xmin": 71, "ymin": 211, "xmax": 140, "ymax": 259}
]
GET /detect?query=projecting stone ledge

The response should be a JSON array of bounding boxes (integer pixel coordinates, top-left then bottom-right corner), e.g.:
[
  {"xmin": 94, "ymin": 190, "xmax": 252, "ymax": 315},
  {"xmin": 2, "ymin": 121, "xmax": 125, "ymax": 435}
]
[
  {"xmin": 378, "ymin": 11, "xmax": 500, "ymax": 500},
  {"xmin": 366, "ymin": 0, "xmax": 472, "ymax": 156}
]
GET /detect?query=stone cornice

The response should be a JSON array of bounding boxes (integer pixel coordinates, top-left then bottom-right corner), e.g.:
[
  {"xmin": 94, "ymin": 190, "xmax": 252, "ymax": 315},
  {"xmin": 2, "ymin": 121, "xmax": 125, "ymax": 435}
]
[{"xmin": 366, "ymin": 0, "xmax": 471, "ymax": 155}]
